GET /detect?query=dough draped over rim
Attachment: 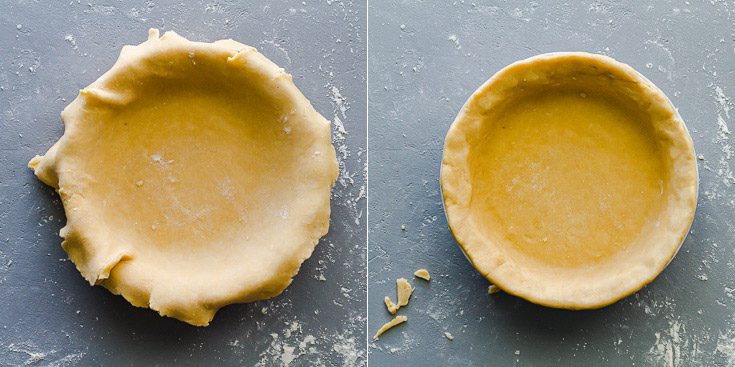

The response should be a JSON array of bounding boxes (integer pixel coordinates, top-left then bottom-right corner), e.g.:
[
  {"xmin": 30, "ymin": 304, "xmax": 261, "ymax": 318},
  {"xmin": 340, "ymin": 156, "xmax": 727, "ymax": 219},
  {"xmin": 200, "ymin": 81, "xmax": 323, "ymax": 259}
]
[
  {"xmin": 441, "ymin": 52, "xmax": 697, "ymax": 309},
  {"xmin": 29, "ymin": 29, "xmax": 338, "ymax": 326}
]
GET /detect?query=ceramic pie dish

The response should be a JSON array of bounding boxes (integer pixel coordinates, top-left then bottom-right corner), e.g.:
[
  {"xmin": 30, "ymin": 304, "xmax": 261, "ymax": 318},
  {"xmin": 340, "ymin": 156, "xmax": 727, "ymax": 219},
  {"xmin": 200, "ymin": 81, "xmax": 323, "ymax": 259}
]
[{"xmin": 440, "ymin": 52, "xmax": 698, "ymax": 309}]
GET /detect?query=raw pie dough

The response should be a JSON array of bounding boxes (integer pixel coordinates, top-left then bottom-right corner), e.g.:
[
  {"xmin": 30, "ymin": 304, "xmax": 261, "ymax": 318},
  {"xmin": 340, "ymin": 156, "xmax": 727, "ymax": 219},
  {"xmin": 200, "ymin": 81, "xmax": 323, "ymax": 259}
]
[
  {"xmin": 373, "ymin": 315, "xmax": 407, "ymax": 340},
  {"xmin": 414, "ymin": 268, "xmax": 430, "ymax": 281},
  {"xmin": 29, "ymin": 29, "xmax": 338, "ymax": 326},
  {"xmin": 441, "ymin": 52, "xmax": 697, "ymax": 309},
  {"xmin": 384, "ymin": 278, "xmax": 413, "ymax": 314}
]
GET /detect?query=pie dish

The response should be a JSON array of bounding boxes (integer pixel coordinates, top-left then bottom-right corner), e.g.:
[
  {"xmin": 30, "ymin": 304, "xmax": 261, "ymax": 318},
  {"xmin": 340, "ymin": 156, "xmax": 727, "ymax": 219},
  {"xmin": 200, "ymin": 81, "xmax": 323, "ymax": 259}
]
[
  {"xmin": 29, "ymin": 29, "xmax": 338, "ymax": 325},
  {"xmin": 440, "ymin": 52, "xmax": 697, "ymax": 309}
]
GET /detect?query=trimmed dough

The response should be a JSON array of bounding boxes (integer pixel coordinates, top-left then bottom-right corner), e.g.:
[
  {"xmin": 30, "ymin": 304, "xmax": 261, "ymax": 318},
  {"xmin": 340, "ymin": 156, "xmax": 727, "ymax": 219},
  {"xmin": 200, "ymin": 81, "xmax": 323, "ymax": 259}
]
[
  {"xmin": 396, "ymin": 278, "xmax": 413, "ymax": 307},
  {"xmin": 28, "ymin": 29, "xmax": 338, "ymax": 326},
  {"xmin": 373, "ymin": 315, "xmax": 407, "ymax": 340},
  {"xmin": 384, "ymin": 296, "xmax": 399, "ymax": 315},
  {"xmin": 414, "ymin": 268, "xmax": 431, "ymax": 281},
  {"xmin": 441, "ymin": 52, "xmax": 697, "ymax": 309},
  {"xmin": 488, "ymin": 285, "xmax": 500, "ymax": 295},
  {"xmin": 384, "ymin": 278, "xmax": 414, "ymax": 314}
]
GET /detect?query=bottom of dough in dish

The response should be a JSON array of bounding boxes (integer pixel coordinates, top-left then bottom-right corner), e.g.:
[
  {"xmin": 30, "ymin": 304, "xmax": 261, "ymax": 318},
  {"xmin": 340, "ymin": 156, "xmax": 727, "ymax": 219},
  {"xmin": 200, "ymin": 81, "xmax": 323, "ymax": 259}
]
[{"xmin": 28, "ymin": 29, "xmax": 338, "ymax": 326}]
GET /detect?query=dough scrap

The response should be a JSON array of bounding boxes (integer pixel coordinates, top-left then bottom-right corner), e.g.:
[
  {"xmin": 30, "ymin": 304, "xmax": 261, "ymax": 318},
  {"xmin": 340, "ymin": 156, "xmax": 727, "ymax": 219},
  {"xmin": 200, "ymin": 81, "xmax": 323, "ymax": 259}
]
[
  {"xmin": 28, "ymin": 29, "xmax": 338, "ymax": 326},
  {"xmin": 384, "ymin": 296, "xmax": 399, "ymax": 315},
  {"xmin": 373, "ymin": 315, "xmax": 407, "ymax": 340},
  {"xmin": 441, "ymin": 52, "xmax": 697, "ymax": 309},
  {"xmin": 396, "ymin": 278, "xmax": 413, "ymax": 307},
  {"xmin": 383, "ymin": 278, "xmax": 414, "ymax": 314},
  {"xmin": 488, "ymin": 285, "xmax": 500, "ymax": 295},
  {"xmin": 414, "ymin": 268, "xmax": 431, "ymax": 281}
]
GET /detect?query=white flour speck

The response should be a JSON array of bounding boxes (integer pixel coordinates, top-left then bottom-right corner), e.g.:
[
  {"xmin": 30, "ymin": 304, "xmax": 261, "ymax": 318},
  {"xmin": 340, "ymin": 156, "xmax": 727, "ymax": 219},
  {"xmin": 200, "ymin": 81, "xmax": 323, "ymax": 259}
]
[
  {"xmin": 261, "ymin": 39, "xmax": 293, "ymax": 65},
  {"xmin": 447, "ymin": 34, "xmax": 461, "ymax": 49},
  {"xmin": 714, "ymin": 85, "xmax": 731, "ymax": 118},
  {"xmin": 329, "ymin": 85, "xmax": 349, "ymax": 118},
  {"xmin": 718, "ymin": 115, "xmax": 731, "ymax": 137},
  {"xmin": 64, "ymin": 34, "xmax": 78, "ymax": 50}
]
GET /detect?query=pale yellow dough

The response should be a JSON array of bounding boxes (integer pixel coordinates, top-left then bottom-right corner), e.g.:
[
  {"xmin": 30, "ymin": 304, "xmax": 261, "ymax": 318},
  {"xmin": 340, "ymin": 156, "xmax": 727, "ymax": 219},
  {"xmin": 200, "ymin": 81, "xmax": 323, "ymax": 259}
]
[
  {"xmin": 384, "ymin": 278, "xmax": 414, "ymax": 314},
  {"xmin": 396, "ymin": 278, "xmax": 413, "ymax": 307},
  {"xmin": 414, "ymin": 268, "xmax": 430, "ymax": 281},
  {"xmin": 373, "ymin": 315, "xmax": 407, "ymax": 340},
  {"xmin": 28, "ymin": 29, "xmax": 338, "ymax": 326},
  {"xmin": 384, "ymin": 296, "xmax": 399, "ymax": 315},
  {"xmin": 441, "ymin": 52, "xmax": 697, "ymax": 309},
  {"xmin": 488, "ymin": 285, "xmax": 500, "ymax": 295}
]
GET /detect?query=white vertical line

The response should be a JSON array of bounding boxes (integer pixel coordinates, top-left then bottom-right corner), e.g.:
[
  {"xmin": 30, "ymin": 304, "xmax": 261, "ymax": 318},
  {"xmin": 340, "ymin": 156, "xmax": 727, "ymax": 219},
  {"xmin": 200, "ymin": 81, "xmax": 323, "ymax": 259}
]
[{"xmin": 364, "ymin": 0, "xmax": 370, "ymax": 363}]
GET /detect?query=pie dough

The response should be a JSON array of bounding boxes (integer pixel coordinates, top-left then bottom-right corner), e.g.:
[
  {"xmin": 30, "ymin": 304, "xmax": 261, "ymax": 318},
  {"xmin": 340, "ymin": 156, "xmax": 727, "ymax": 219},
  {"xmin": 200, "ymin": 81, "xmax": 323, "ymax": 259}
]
[
  {"xmin": 441, "ymin": 52, "xmax": 697, "ymax": 309},
  {"xmin": 488, "ymin": 285, "xmax": 500, "ymax": 295},
  {"xmin": 384, "ymin": 296, "xmax": 399, "ymax": 315},
  {"xmin": 373, "ymin": 315, "xmax": 407, "ymax": 340},
  {"xmin": 414, "ymin": 268, "xmax": 431, "ymax": 281},
  {"xmin": 384, "ymin": 278, "xmax": 414, "ymax": 314},
  {"xmin": 29, "ymin": 29, "xmax": 338, "ymax": 326},
  {"xmin": 395, "ymin": 278, "xmax": 413, "ymax": 307}
]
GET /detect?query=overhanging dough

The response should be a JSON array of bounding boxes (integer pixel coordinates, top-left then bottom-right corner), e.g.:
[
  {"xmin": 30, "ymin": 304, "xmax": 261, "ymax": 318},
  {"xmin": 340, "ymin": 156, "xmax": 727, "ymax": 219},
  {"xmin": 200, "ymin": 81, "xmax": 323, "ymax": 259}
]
[{"xmin": 29, "ymin": 29, "xmax": 338, "ymax": 326}]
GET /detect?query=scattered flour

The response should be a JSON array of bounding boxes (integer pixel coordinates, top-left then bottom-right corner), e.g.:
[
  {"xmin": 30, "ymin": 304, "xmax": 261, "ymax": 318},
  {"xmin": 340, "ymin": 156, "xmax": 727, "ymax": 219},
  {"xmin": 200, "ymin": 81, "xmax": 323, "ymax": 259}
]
[
  {"xmin": 447, "ymin": 35, "xmax": 461, "ymax": 49},
  {"xmin": 717, "ymin": 333, "xmax": 735, "ymax": 366},
  {"xmin": 250, "ymin": 313, "xmax": 365, "ymax": 366},
  {"xmin": 204, "ymin": 1, "xmax": 227, "ymax": 14},
  {"xmin": 643, "ymin": 39, "xmax": 675, "ymax": 81},
  {"xmin": 255, "ymin": 321, "xmax": 309, "ymax": 367},
  {"xmin": 718, "ymin": 114, "xmax": 731, "ymax": 138},
  {"xmin": 712, "ymin": 85, "xmax": 734, "ymax": 188},
  {"xmin": 649, "ymin": 320, "xmax": 686, "ymax": 367},
  {"xmin": 47, "ymin": 352, "xmax": 86, "ymax": 367},
  {"xmin": 330, "ymin": 85, "xmax": 349, "ymax": 118},
  {"xmin": 64, "ymin": 35, "xmax": 77, "ymax": 50},
  {"xmin": 325, "ymin": 81, "xmax": 366, "ymax": 230},
  {"xmin": 261, "ymin": 39, "xmax": 293, "ymax": 65},
  {"xmin": 5, "ymin": 343, "xmax": 85, "ymax": 367},
  {"xmin": 7, "ymin": 343, "xmax": 47, "ymax": 365},
  {"xmin": 332, "ymin": 333, "xmax": 363, "ymax": 366},
  {"xmin": 714, "ymin": 85, "xmax": 731, "ymax": 119}
]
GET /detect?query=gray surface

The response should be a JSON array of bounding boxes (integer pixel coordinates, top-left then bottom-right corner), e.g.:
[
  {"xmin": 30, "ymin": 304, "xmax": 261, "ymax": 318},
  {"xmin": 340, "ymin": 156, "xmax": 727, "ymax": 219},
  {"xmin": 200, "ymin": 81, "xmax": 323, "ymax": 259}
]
[
  {"xmin": 0, "ymin": 1, "xmax": 365, "ymax": 366},
  {"xmin": 369, "ymin": 1, "xmax": 735, "ymax": 366}
]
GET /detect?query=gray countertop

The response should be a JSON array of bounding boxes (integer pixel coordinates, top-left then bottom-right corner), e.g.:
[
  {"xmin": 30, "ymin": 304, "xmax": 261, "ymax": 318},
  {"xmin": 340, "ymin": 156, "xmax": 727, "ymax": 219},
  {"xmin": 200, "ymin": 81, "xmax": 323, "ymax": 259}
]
[
  {"xmin": 0, "ymin": 1, "xmax": 365, "ymax": 366},
  {"xmin": 368, "ymin": 1, "xmax": 735, "ymax": 366}
]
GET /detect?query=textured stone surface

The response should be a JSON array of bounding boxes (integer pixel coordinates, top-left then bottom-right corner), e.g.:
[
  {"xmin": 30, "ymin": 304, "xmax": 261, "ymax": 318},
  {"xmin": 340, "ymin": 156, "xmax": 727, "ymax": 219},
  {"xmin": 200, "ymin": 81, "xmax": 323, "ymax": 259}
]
[
  {"xmin": 0, "ymin": 1, "xmax": 366, "ymax": 365},
  {"xmin": 368, "ymin": 1, "xmax": 735, "ymax": 366}
]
